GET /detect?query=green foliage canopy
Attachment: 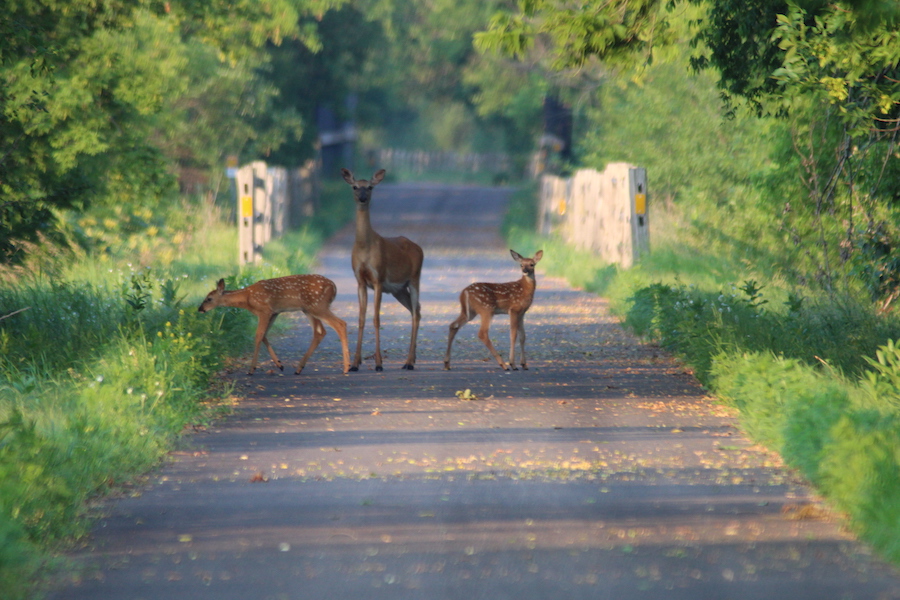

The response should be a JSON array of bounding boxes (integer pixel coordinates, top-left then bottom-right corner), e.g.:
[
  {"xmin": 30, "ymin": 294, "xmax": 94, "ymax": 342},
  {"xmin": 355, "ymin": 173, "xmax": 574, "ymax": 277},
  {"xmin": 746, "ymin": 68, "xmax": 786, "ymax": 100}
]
[
  {"xmin": 477, "ymin": 0, "xmax": 900, "ymax": 296},
  {"xmin": 691, "ymin": 0, "xmax": 900, "ymax": 115},
  {"xmin": 355, "ymin": 0, "xmax": 543, "ymax": 155},
  {"xmin": 770, "ymin": 4, "xmax": 900, "ymax": 135},
  {"xmin": 0, "ymin": 0, "xmax": 343, "ymax": 263},
  {"xmin": 475, "ymin": 0, "xmax": 666, "ymax": 70}
]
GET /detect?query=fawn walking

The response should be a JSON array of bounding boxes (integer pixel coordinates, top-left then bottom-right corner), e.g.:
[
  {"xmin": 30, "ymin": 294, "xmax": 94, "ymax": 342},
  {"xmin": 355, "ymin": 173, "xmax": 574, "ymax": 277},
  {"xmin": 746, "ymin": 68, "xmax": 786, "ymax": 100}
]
[{"xmin": 198, "ymin": 275, "xmax": 350, "ymax": 375}]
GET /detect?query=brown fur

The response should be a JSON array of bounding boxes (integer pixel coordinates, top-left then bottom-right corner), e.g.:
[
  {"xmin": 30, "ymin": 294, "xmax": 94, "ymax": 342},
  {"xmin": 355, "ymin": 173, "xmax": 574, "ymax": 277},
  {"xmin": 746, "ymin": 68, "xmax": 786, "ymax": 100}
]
[
  {"xmin": 444, "ymin": 250, "xmax": 543, "ymax": 371},
  {"xmin": 342, "ymin": 168, "xmax": 424, "ymax": 371},
  {"xmin": 198, "ymin": 274, "xmax": 350, "ymax": 375}
]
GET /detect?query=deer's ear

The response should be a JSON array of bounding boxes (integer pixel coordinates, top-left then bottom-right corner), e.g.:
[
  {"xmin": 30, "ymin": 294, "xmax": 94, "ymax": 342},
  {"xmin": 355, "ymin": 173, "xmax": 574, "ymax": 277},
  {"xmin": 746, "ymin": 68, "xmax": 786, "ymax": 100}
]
[
  {"xmin": 510, "ymin": 249, "xmax": 523, "ymax": 262},
  {"xmin": 341, "ymin": 168, "xmax": 355, "ymax": 184},
  {"xmin": 216, "ymin": 278, "xmax": 226, "ymax": 291},
  {"xmin": 371, "ymin": 169, "xmax": 386, "ymax": 185},
  {"xmin": 533, "ymin": 250, "xmax": 543, "ymax": 263}
]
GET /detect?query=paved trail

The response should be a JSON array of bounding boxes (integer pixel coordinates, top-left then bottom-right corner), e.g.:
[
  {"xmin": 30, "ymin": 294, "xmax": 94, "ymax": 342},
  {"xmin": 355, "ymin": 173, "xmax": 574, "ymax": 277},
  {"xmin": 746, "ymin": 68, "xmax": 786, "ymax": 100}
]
[{"xmin": 52, "ymin": 183, "xmax": 900, "ymax": 599}]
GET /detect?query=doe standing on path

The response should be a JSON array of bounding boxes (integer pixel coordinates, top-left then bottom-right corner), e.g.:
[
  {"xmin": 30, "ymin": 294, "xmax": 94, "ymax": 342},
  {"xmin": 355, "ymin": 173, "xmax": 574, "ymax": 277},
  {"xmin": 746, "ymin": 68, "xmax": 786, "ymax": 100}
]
[
  {"xmin": 342, "ymin": 167, "xmax": 424, "ymax": 372},
  {"xmin": 445, "ymin": 249, "xmax": 543, "ymax": 371},
  {"xmin": 197, "ymin": 275, "xmax": 350, "ymax": 375}
]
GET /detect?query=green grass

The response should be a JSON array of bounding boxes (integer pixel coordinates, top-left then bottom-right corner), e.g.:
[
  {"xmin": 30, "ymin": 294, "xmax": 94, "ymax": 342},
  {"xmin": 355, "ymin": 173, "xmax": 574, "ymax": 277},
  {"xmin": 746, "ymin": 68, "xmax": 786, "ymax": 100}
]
[{"xmin": 0, "ymin": 274, "xmax": 249, "ymax": 599}]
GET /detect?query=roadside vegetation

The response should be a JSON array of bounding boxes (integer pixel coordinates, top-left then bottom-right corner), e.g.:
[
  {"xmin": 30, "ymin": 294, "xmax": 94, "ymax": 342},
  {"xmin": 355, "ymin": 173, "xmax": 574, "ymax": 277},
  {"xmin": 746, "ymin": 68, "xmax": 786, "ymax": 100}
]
[
  {"xmin": 509, "ymin": 189, "xmax": 900, "ymax": 562},
  {"xmin": 0, "ymin": 182, "xmax": 351, "ymax": 598},
  {"xmin": 496, "ymin": 1, "xmax": 900, "ymax": 566},
  {"xmin": 4, "ymin": 0, "xmax": 900, "ymax": 596}
]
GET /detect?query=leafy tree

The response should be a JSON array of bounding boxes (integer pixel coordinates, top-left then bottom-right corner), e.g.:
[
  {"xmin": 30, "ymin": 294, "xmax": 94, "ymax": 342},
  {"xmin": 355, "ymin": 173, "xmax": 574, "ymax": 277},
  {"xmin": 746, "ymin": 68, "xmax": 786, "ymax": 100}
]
[
  {"xmin": 474, "ymin": 0, "xmax": 667, "ymax": 70},
  {"xmin": 262, "ymin": 3, "xmax": 384, "ymax": 167},
  {"xmin": 767, "ymin": 4, "xmax": 900, "ymax": 293},
  {"xmin": 0, "ymin": 0, "xmax": 343, "ymax": 264},
  {"xmin": 691, "ymin": 2, "xmax": 900, "ymax": 291},
  {"xmin": 475, "ymin": 0, "xmax": 900, "ymax": 296},
  {"xmin": 687, "ymin": 0, "xmax": 797, "ymax": 114},
  {"xmin": 687, "ymin": 0, "xmax": 900, "ymax": 198},
  {"xmin": 690, "ymin": 0, "xmax": 900, "ymax": 114},
  {"xmin": 353, "ymin": 0, "xmax": 541, "ymax": 157},
  {"xmin": 470, "ymin": 0, "xmax": 682, "ymax": 174}
]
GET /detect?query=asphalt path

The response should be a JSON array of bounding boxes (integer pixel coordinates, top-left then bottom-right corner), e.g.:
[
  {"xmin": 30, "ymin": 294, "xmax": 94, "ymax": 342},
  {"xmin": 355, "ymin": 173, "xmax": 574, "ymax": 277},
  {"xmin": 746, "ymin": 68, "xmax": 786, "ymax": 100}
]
[{"xmin": 50, "ymin": 182, "xmax": 900, "ymax": 599}]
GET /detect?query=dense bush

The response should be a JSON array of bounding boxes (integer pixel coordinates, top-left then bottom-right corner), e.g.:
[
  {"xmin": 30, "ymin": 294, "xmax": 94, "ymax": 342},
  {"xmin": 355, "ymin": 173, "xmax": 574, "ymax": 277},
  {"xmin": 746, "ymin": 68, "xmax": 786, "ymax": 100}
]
[
  {"xmin": 708, "ymin": 345, "xmax": 900, "ymax": 563},
  {"xmin": 0, "ymin": 269, "xmax": 252, "ymax": 598},
  {"xmin": 625, "ymin": 280, "xmax": 900, "ymax": 381},
  {"xmin": 623, "ymin": 278, "xmax": 900, "ymax": 562}
]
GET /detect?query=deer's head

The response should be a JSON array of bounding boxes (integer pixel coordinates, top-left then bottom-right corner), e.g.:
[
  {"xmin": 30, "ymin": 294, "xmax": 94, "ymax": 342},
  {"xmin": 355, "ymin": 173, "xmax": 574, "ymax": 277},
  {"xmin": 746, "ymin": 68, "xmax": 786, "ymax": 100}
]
[
  {"xmin": 198, "ymin": 278, "xmax": 227, "ymax": 313},
  {"xmin": 342, "ymin": 168, "xmax": 385, "ymax": 208},
  {"xmin": 511, "ymin": 249, "xmax": 543, "ymax": 277}
]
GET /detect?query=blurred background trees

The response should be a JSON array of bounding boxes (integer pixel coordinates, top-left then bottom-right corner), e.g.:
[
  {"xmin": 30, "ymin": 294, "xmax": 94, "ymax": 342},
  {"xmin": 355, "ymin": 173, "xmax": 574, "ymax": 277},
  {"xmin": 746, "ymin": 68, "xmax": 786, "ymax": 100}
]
[
  {"xmin": 3, "ymin": 0, "xmax": 900, "ymax": 305},
  {"xmin": 0, "ymin": 0, "xmax": 545, "ymax": 264},
  {"xmin": 0, "ymin": 0, "xmax": 344, "ymax": 262},
  {"xmin": 478, "ymin": 0, "xmax": 900, "ymax": 300}
]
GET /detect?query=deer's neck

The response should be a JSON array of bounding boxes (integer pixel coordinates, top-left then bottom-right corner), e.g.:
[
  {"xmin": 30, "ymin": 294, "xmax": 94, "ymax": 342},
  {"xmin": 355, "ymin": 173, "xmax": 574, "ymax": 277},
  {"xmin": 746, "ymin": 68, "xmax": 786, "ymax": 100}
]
[
  {"xmin": 520, "ymin": 273, "xmax": 537, "ymax": 297},
  {"xmin": 220, "ymin": 289, "xmax": 252, "ymax": 310},
  {"xmin": 354, "ymin": 207, "xmax": 378, "ymax": 247}
]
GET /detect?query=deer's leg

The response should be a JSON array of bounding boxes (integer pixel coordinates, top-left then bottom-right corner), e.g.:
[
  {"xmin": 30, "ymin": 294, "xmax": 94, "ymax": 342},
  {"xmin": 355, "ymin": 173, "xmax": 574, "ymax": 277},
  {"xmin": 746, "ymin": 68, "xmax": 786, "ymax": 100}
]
[
  {"xmin": 319, "ymin": 310, "xmax": 351, "ymax": 374},
  {"xmin": 517, "ymin": 313, "xmax": 528, "ymax": 370},
  {"xmin": 248, "ymin": 315, "xmax": 265, "ymax": 375},
  {"xmin": 251, "ymin": 312, "xmax": 282, "ymax": 375},
  {"xmin": 477, "ymin": 312, "xmax": 508, "ymax": 370},
  {"xmin": 393, "ymin": 287, "xmax": 414, "ymax": 370},
  {"xmin": 507, "ymin": 310, "xmax": 521, "ymax": 371},
  {"xmin": 352, "ymin": 283, "xmax": 367, "ymax": 371},
  {"xmin": 372, "ymin": 282, "xmax": 384, "ymax": 371},
  {"xmin": 404, "ymin": 281, "xmax": 421, "ymax": 370},
  {"xmin": 295, "ymin": 314, "xmax": 327, "ymax": 374},
  {"xmin": 444, "ymin": 301, "xmax": 472, "ymax": 370},
  {"xmin": 261, "ymin": 314, "xmax": 284, "ymax": 371}
]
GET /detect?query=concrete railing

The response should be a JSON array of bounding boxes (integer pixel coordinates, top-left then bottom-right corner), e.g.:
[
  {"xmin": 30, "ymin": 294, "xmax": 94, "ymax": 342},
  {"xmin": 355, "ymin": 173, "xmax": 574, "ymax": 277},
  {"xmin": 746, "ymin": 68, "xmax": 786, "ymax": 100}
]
[
  {"xmin": 538, "ymin": 163, "xmax": 648, "ymax": 269},
  {"xmin": 234, "ymin": 159, "xmax": 319, "ymax": 265}
]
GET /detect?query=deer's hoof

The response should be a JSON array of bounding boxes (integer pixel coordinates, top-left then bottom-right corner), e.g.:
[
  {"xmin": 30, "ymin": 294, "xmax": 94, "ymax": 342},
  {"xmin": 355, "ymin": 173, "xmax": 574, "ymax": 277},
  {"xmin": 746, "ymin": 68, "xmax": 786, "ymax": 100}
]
[
  {"xmin": 349, "ymin": 366, "xmax": 359, "ymax": 372},
  {"xmin": 376, "ymin": 365, "xmax": 384, "ymax": 372},
  {"xmin": 444, "ymin": 362, "xmax": 451, "ymax": 371},
  {"xmin": 521, "ymin": 365, "xmax": 528, "ymax": 370},
  {"xmin": 402, "ymin": 364, "xmax": 415, "ymax": 371}
]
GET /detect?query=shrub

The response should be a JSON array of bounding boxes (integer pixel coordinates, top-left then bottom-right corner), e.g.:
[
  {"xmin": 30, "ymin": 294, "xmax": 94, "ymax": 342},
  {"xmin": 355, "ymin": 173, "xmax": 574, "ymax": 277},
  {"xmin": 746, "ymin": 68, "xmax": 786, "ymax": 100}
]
[
  {"xmin": 0, "ymin": 268, "xmax": 252, "ymax": 594},
  {"xmin": 819, "ymin": 411, "xmax": 900, "ymax": 561}
]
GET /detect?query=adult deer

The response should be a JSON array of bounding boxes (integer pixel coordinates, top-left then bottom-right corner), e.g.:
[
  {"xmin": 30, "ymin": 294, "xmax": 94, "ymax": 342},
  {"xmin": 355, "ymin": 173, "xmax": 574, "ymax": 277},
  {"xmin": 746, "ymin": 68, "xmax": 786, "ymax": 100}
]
[
  {"xmin": 198, "ymin": 275, "xmax": 350, "ymax": 375},
  {"xmin": 342, "ymin": 168, "xmax": 424, "ymax": 371},
  {"xmin": 444, "ymin": 249, "xmax": 543, "ymax": 371}
]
